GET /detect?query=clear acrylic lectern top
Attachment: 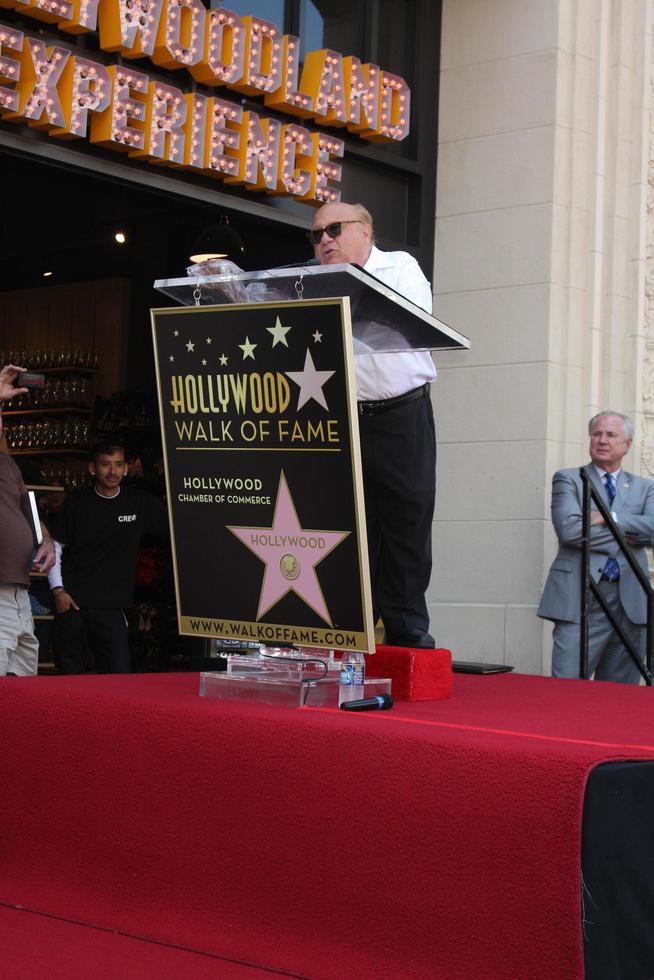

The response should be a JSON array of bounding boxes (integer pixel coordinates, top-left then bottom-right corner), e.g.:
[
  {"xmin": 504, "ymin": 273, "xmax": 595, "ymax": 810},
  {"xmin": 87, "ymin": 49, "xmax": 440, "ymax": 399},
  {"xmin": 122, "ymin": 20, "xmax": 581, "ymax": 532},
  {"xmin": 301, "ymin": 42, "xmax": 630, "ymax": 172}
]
[{"xmin": 153, "ymin": 263, "xmax": 470, "ymax": 354}]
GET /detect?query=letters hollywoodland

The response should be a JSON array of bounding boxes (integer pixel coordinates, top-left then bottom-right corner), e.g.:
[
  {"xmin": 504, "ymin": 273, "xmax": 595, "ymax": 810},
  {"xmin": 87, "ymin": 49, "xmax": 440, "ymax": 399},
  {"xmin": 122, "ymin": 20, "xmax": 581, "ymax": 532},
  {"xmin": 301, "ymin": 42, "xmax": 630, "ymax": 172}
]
[{"xmin": 0, "ymin": 3, "xmax": 411, "ymax": 204}]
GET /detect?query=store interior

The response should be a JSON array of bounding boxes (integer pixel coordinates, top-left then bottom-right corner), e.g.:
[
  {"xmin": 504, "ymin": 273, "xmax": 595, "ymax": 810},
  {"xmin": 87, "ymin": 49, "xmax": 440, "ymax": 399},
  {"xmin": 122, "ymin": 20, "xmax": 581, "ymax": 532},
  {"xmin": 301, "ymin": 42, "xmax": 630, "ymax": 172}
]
[{"xmin": 1, "ymin": 147, "xmax": 313, "ymax": 672}]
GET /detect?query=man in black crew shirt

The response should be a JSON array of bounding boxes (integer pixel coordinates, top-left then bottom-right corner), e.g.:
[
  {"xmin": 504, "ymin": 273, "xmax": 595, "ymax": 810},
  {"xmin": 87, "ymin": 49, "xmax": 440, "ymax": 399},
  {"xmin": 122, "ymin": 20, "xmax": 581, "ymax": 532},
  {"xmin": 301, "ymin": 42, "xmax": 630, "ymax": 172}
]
[{"xmin": 48, "ymin": 440, "xmax": 167, "ymax": 674}]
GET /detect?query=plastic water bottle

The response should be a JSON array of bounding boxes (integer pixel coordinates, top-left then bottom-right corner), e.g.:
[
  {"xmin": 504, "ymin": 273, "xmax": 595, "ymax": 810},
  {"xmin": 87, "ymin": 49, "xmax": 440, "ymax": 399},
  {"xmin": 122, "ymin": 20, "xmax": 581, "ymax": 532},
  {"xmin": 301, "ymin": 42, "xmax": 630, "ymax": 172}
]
[{"xmin": 339, "ymin": 650, "xmax": 365, "ymax": 705}]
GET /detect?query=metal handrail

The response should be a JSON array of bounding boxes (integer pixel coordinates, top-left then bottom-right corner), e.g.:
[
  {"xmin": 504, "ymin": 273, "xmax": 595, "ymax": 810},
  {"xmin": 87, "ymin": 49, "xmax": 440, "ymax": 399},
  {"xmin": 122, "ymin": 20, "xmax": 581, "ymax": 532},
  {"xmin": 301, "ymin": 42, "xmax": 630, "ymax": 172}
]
[{"xmin": 580, "ymin": 468, "xmax": 653, "ymax": 684}]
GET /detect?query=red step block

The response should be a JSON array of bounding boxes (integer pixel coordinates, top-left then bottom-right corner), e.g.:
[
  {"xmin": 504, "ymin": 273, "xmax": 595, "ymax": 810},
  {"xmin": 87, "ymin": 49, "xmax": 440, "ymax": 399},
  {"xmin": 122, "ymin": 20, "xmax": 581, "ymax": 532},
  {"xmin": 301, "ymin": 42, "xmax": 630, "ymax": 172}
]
[{"xmin": 365, "ymin": 645, "xmax": 453, "ymax": 701}]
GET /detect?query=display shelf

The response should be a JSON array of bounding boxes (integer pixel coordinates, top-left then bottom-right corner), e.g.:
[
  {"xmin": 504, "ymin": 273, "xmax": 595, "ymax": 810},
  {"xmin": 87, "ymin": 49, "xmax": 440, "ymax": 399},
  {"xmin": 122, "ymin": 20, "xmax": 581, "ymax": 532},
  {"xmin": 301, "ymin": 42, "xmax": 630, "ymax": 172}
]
[
  {"xmin": 2, "ymin": 408, "xmax": 92, "ymax": 417},
  {"xmin": 4, "ymin": 360, "xmax": 97, "ymax": 458},
  {"xmin": 38, "ymin": 367, "xmax": 100, "ymax": 375},
  {"xmin": 10, "ymin": 448, "xmax": 89, "ymax": 457}
]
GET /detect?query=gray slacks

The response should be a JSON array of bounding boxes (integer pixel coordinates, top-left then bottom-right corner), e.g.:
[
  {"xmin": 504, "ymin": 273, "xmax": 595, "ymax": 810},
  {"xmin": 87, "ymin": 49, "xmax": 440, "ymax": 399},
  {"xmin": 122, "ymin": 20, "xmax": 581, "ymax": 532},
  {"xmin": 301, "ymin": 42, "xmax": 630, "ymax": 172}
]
[{"xmin": 552, "ymin": 579, "xmax": 643, "ymax": 684}]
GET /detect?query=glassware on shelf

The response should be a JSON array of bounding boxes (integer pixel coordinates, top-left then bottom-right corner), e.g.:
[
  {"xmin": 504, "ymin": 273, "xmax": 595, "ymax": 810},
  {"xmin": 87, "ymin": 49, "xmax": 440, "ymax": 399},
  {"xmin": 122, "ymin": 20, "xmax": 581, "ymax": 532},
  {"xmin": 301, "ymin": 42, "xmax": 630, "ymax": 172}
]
[
  {"xmin": 1, "ymin": 346, "xmax": 100, "ymax": 374},
  {"xmin": 5, "ymin": 414, "xmax": 93, "ymax": 452}
]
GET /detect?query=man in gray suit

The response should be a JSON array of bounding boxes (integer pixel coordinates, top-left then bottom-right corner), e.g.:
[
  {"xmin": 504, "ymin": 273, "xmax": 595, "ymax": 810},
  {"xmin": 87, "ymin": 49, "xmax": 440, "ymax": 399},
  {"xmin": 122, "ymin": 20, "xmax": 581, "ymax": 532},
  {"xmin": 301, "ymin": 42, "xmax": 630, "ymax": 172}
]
[{"xmin": 538, "ymin": 411, "xmax": 654, "ymax": 684}]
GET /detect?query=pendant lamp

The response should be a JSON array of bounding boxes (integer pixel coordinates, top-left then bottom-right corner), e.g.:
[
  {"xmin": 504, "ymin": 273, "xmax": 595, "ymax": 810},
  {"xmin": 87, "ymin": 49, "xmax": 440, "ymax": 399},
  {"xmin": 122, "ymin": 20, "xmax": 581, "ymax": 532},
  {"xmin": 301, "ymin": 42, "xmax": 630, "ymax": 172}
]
[{"xmin": 189, "ymin": 216, "xmax": 245, "ymax": 262}]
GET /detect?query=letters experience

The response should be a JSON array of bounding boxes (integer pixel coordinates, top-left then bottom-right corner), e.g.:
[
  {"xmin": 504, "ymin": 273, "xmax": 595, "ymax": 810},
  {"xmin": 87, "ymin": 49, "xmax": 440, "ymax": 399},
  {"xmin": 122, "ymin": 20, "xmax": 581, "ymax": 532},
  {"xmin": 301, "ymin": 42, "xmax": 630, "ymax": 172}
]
[{"xmin": 0, "ymin": 3, "xmax": 410, "ymax": 203}]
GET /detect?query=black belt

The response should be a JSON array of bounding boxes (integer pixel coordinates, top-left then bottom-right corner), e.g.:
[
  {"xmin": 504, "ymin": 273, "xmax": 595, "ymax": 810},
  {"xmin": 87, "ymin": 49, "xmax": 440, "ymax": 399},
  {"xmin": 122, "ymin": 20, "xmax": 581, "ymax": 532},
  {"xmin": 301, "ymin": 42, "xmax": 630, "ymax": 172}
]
[{"xmin": 358, "ymin": 383, "xmax": 430, "ymax": 416}]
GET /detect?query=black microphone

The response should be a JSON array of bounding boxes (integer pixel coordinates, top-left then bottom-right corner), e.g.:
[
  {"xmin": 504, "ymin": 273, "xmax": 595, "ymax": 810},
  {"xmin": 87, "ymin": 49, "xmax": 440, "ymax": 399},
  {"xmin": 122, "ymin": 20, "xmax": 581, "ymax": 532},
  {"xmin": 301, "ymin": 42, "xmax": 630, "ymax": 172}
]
[
  {"xmin": 271, "ymin": 258, "xmax": 320, "ymax": 269},
  {"xmin": 339, "ymin": 693, "xmax": 394, "ymax": 711}
]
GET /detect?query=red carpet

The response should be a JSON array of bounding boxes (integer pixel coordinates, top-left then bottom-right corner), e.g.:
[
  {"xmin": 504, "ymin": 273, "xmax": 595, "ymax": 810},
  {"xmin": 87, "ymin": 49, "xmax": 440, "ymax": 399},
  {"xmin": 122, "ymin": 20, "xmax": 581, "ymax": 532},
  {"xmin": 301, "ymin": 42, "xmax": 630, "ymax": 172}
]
[
  {"xmin": 0, "ymin": 906, "xmax": 283, "ymax": 979},
  {"xmin": 1, "ymin": 671, "xmax": 653, "ymax": 979}
]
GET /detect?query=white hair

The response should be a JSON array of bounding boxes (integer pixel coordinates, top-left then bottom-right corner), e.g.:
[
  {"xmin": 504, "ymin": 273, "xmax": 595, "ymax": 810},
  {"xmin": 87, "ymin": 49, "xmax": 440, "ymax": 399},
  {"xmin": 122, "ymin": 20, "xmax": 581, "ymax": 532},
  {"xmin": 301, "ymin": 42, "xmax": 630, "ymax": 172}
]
[{"xmin": 588, "ymin": 411, "xmax": 634, "ymax": 440}]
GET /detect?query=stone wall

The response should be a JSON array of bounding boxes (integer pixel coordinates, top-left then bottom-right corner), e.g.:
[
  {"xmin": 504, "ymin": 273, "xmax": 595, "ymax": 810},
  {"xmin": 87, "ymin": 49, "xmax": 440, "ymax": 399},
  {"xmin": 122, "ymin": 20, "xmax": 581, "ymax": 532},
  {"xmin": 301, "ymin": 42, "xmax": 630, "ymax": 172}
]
[{"xmin": 430, "ymin": 0, "xmax": 651, "ymax": 671}]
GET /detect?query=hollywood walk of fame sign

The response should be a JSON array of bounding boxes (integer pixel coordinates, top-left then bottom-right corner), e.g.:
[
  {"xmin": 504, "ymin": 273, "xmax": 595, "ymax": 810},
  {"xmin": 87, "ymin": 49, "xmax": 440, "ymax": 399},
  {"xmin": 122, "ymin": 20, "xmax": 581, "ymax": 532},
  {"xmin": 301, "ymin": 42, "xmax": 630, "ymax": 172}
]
[{"xmin": 152, "ymin": 298, "xmax": 375, "ymax": 652}]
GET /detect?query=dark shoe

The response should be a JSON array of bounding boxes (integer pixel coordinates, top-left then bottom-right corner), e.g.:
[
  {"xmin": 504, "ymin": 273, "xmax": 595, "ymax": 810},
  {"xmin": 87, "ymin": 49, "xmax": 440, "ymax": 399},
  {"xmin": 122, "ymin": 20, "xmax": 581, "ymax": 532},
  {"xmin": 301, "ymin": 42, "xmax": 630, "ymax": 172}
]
[{"xmin": 385, "ymin": 630, "xmax": 436, "ymax": 649}]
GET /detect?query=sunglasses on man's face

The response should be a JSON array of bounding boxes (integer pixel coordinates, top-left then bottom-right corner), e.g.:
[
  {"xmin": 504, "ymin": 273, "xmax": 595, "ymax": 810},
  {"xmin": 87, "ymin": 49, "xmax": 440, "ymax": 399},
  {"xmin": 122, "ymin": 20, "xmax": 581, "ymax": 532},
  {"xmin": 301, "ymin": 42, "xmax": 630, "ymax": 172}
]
[{"xmin": 306, "ymin": 219, "xmax": 364, "ymax": 245}]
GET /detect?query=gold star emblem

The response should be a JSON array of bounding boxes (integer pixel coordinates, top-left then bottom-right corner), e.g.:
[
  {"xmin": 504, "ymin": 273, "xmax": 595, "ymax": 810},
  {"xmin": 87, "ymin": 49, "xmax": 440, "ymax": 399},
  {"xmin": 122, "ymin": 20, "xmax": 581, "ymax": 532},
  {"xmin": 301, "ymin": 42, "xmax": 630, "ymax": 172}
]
[
  {"xmin": 239, "ymin": 337, "xmax": 257, "ymax": 360},
  {"xmin": 267, "ymin": 316, "xmax": 292, "ymax": 348}
]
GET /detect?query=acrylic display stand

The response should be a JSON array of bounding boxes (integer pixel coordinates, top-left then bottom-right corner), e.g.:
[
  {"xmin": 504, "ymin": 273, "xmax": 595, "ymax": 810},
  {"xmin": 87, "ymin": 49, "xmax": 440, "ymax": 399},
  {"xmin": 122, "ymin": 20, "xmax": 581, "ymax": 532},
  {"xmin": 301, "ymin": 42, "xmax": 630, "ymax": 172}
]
[{"xmin": 199, "ymin": 648, "xmax": 392, "ymax": 708}]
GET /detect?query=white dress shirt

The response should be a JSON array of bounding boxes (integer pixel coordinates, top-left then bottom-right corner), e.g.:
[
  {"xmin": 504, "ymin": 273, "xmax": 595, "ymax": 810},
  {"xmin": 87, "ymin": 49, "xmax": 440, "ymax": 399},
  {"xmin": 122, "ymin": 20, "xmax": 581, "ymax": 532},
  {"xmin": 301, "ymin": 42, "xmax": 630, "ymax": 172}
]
[{"xmin": 354, "ymin": 246, "xmax": 437, "ymax": 402}]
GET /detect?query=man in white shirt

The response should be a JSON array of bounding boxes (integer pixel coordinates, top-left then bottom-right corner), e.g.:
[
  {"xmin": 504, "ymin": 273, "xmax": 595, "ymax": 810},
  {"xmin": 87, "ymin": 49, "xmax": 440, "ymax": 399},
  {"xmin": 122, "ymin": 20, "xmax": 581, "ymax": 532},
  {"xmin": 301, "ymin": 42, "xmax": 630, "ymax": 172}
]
[
  {"xmin": 538, "ymin": 411, "xmax": 654, "ymax": 682},
  {"xmin": 310, "ymin": 202, "xmax": 436, "ymax": 648}
]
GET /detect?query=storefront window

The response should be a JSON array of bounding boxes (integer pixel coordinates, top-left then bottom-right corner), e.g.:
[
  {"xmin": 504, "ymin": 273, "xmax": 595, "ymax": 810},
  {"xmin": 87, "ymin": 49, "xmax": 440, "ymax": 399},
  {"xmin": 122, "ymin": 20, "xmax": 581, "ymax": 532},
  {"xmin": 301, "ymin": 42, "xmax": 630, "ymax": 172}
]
[
  {"xmin": 378, "ymin": 0, "xmax": 416, "ymax": 79},
  {"xmin": 299, "ymin": 0, "xmax": 366, "ymax": 60},
  {"xmin": 214, "ymin": 1, "xmax": 285, "ymax": 25}
]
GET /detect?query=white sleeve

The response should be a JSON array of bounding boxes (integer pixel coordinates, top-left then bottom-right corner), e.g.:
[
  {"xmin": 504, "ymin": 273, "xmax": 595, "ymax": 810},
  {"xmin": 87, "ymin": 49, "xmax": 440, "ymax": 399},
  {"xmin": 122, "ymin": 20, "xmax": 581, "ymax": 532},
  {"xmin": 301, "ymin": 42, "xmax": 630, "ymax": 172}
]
[
  {"xmin": 394, "ymin": 252, "xmax": 433, "ymax": 314},
  {"xmin": 47, "ymin": 541, "xmax": 64, "ymax": 590}
]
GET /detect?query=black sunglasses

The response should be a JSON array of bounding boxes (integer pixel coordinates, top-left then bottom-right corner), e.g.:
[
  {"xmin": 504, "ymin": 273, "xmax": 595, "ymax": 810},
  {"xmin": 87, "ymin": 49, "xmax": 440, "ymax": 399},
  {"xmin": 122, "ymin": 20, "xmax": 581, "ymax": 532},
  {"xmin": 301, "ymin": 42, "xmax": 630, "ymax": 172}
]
[{"xmin": 306, "ymin": 220, "xmax": 364, "ymax": 245}]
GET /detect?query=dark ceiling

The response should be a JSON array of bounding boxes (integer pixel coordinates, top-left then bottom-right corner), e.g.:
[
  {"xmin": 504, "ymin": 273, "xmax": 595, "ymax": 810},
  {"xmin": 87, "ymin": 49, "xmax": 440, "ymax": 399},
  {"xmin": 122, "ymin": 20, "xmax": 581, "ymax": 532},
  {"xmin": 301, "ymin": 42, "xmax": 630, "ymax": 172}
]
[{"xmin": 1, "ymin": 151, "xmax": 313, "ymax": 292}]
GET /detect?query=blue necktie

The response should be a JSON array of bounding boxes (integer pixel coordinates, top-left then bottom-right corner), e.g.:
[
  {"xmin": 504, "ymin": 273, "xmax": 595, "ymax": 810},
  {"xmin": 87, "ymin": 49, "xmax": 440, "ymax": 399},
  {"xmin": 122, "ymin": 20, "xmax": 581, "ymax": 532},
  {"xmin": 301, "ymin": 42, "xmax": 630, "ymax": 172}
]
[{"xmin": 602, "ymin": 473, "xmax": 620, "ymax": 581}]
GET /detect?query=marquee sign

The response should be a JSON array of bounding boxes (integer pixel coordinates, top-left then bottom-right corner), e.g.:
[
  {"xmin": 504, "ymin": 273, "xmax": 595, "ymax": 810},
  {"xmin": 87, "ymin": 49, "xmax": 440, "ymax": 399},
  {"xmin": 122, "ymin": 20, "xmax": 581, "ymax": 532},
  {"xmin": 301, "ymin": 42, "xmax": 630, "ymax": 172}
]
[
  {"xmin": 0, "ymin": 4, "xmax": 411, "ymax": 203},
  {"xmin": 152, "ymin": 297, "xmax": 375, "ymax": 651}
]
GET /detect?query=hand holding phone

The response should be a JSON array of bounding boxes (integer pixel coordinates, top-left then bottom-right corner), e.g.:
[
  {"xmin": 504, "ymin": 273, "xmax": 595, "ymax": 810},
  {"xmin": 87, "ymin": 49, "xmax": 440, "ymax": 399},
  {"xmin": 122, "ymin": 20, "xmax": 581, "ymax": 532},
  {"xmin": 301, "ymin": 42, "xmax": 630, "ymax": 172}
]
[
  {"xmin": 17, "ymin": 372, "xmax": 46, "ymax": 390},
  {"xmin": 0, "ymin": 364, "xmax": 27, "ymax": 402}
]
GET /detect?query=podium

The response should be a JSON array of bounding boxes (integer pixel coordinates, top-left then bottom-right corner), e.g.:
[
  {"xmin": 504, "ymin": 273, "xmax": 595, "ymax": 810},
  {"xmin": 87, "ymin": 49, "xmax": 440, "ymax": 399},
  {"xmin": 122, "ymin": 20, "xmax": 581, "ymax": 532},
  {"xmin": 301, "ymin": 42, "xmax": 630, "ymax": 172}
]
[
  {"xmin": 154, "ymin": 262, "xmax": 470, "ymax": 354},
  {"xmin": 151, "ymin": 265, "xmax": 469, "ymax": 668}
]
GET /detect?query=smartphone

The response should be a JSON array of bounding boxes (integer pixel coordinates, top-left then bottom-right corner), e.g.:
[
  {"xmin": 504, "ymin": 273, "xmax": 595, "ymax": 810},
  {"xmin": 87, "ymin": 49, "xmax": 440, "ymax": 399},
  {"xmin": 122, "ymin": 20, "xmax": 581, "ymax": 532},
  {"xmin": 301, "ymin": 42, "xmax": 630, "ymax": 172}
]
[{"xmin": 17, "ymin": 372, "xmax": 46, "ymax": 389}]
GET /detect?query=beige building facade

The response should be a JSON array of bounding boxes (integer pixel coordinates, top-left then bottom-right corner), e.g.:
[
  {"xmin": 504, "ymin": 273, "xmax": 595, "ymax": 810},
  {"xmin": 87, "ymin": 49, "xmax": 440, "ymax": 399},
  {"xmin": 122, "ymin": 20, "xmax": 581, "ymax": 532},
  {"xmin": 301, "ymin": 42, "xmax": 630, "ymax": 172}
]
[{"xmin": 430, "ymin": 0, "xmax": 653, "ymax": 672}]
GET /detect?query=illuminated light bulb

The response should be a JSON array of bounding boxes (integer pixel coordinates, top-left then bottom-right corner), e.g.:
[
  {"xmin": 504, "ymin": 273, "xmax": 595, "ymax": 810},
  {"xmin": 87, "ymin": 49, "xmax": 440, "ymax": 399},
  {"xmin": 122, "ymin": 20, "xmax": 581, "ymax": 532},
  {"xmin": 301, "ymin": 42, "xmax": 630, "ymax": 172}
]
[{"xmin": 115, "ymin": 231, "xmax": 127, "ymax": 244}]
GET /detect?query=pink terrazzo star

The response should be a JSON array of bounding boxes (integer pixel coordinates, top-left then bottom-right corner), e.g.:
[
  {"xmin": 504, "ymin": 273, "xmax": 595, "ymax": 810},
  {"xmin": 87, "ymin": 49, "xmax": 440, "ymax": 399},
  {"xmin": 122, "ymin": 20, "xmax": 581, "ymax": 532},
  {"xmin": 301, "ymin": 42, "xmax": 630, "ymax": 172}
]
[
  {"xmin": 285, "ymin": 348, "xmax": 335, "ymax": 411},
  {"xmin": 228, "ymin": 471, "xmax": 349, "ymax": 625}
]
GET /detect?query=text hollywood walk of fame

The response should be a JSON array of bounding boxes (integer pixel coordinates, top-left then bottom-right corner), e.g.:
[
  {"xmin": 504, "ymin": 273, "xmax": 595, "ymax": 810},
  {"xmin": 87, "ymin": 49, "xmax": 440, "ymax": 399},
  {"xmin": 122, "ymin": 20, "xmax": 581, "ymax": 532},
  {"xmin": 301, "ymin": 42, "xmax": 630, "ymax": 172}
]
[{"xmin": 151, "ymin": 300, "xmax": 371, "ymax": 641}]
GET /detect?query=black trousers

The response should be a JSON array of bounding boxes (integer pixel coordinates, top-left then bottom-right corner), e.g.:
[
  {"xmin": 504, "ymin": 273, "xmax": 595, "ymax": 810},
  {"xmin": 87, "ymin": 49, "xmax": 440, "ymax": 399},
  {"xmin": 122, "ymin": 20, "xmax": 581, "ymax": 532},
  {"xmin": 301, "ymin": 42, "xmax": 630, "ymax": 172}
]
[
  {"xmin": 359, "ymin": 387, "xmax": 436, "ymax": 639},
  {"xmin": 54, "ymin": 608, "xmax": 131, "ymax": 674}
]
